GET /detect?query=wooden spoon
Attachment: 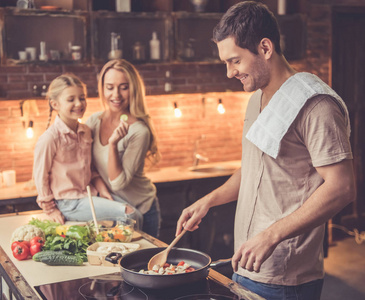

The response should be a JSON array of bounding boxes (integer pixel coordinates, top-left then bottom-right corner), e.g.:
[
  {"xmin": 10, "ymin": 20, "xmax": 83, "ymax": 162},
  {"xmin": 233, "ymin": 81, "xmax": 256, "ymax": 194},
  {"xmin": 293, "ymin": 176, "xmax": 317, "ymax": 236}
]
[
  {"xmin": 147, "ymin": 229, "xmax": 187, "ymax": 270},
  {"xmin": 86, "ymin": 185, "xmax": 99, "ymax": 234}
]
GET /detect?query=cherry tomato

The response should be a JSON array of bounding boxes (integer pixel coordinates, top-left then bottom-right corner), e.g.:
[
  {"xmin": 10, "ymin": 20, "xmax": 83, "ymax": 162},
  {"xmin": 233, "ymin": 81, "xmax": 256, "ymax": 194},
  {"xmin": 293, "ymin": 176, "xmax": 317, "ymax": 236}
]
[
  {"xmin": 30, "ymin": 236, "xmax": 44, "ymax": 246},
  {"xmin": 12, "ymin": 245, "xmax": 30, "ymax": 261},
  {"xmin": 11, "ymin": 240, "xmax": 30, "ymax": 251},
  {"xmin": 30, "ymin": 243, "xmax": 43, "ymax": 256},
  {"xmin": 177, "ymin": 261, "xmax": 185, "ymax": 266}
]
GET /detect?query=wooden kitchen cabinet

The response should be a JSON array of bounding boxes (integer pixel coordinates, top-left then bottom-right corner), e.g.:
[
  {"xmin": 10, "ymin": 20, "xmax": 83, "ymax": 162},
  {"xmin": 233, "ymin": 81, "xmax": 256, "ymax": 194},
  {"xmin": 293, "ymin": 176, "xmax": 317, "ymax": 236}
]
[
  {"xmin": 92, "ymin": 11, "xmax": 173, "ymax": 64},
  {"xmin": 156, "ymin": 175, "xmax": 236, "ymax": 262},
  {"xmin": 0, "ymin": 7, "xmax": 89, "ymax": 65},
  {"xmin": 174, "ymin": 12, "xmax": 222, "ymax": 62},
  {"xmin": 155, "ymin": 180, "xmax": 191, "ymax": 247},
  {"xmin": 0, "ymin": 6, "xmax": 306, "ymax": 66}
]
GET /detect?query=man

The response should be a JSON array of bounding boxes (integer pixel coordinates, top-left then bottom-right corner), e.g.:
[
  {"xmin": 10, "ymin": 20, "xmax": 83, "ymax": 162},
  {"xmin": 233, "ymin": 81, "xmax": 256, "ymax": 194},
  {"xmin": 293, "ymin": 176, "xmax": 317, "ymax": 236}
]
[{"xmin": 176, "ymin": 2, "xmax": 356, "ymax": 300}]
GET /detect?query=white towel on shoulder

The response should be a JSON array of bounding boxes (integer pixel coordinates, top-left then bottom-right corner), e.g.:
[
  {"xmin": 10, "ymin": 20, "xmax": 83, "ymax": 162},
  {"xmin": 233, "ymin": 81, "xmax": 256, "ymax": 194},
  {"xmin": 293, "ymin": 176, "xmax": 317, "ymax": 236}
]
[{"xmin": 245, "ymin": 72, "xmax": 350, "ymax": 159}]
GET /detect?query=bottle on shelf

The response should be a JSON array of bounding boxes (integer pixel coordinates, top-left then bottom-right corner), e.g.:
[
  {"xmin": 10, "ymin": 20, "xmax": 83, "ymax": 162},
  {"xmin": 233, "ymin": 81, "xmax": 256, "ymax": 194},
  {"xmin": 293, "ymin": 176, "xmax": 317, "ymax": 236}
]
[
  {"xmin": 39, "ymin": 41, "xmax": 48, "ymax": 62},
  {"xmin": 149, "ymin": 32, "xmax": 161, "ymax": 61},
  {"xmin": 108, "ymin": 32, "xmax": 122, "ymax": 60}
]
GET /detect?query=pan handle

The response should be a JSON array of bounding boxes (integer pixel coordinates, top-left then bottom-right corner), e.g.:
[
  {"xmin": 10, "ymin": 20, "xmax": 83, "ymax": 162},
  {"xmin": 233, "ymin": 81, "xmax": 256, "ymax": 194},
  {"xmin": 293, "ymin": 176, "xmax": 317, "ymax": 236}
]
[
  {"xmin": 210, "ymin": 258, "xmax": 231, "ymax": 268},
  {"xmin": 105, "ymin": 252, "xmax": 123, "ymax": 264}
]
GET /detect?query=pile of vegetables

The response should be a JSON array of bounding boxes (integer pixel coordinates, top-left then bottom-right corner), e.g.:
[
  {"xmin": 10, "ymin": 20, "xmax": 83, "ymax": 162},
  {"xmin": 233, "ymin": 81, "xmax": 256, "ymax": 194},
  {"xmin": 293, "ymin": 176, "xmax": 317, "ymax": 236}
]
[{"xmin": 10, "ymin": 218, "xmax": 95, "ymax": 266}]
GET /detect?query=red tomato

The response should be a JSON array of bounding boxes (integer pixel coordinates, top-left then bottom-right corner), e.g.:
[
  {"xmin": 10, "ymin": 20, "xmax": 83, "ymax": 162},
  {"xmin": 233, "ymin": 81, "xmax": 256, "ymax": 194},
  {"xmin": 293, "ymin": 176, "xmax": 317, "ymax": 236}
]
[
  {"xmin": 30, "ymin": 236, "xmax": 44, "ymax": 246},
  {"xmin": 30, "ymin": 243, "xmax": 43, "ymax": 256},
  {"xmin": 177, "ymin": 261, "xmax": 185, "ymax": 266},
  {"xmin": 11, "ymin": 240, "xmax": 30, "ymax": 251},
  {"xmin": 12, "ymin": 245, "xmax": 30, "ymax": 261}
]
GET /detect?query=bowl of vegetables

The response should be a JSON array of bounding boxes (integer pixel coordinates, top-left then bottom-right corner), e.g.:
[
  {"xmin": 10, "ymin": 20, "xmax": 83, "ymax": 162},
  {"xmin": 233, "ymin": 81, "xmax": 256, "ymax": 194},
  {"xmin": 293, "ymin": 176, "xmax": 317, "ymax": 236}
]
[{"xmin": 88, "ymin": 218, "xmax": 135, "ymax": 243}]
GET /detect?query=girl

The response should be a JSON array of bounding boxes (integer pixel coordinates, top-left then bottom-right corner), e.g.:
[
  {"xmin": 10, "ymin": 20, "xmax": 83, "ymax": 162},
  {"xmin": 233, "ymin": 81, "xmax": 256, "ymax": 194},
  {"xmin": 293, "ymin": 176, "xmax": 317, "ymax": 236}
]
[
  {"xmin": 86, "ymin": 59, "xmax": 161, "ymax": 237},
  {"xmin": 33, "ymin": 73, "xmax": 137, "ymax": 225}
]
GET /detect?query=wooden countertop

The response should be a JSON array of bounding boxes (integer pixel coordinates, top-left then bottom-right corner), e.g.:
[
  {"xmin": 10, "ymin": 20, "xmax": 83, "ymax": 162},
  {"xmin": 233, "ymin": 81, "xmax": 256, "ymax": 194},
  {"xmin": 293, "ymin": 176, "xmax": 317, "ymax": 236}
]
[
  {"xmin": 0, "ymin": 212, "xmax": 158, "ymax": 287},
  {"xmin": 0, "ymin": 210, "xmax": 265, "ymax": 300},
  {"xmin": 0, "ymin": 160, "xmax": 241, "ymax": 201}
]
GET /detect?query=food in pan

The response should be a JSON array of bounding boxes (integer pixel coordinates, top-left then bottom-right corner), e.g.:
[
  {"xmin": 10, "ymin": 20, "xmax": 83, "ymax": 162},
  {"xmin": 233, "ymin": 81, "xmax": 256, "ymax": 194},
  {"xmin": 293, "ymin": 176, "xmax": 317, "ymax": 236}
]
[{"xmin": 139, "ymin": 260, "xmax": 195, "ymax": 275}]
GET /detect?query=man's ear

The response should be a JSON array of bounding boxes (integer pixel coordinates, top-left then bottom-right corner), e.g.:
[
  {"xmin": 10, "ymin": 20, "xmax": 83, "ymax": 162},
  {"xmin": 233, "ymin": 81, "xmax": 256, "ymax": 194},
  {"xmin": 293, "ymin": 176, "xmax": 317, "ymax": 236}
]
[{"xmin": 259, "ymin": 38, "xmax": 273, "ymax": 58}]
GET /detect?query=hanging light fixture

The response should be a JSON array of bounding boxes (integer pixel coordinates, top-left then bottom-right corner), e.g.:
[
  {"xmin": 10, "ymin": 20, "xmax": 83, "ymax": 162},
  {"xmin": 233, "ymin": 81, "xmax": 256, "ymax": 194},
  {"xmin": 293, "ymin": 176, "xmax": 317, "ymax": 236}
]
[
  {"xmin": 217, "ymin": 99, "xmax": 225, "ymax": 114},
  {"xmin": 174, "ymin": 102, "xmax": 182, "ymax": 118},
  {"xmin": 26, "ymin": 121, "xmax": 34, "ymax": 139}
]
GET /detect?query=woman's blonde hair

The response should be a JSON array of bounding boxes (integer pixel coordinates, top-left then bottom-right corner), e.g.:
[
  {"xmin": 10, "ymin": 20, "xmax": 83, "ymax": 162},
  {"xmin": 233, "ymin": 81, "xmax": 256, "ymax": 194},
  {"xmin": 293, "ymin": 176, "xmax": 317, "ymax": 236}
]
[
  {"xmin": 98, "ymin": 59, "xmax": 161, "ymax": 165},
  {"xmin": 46, "ymin": 73, "xmax": 87, "ymax": 129}
]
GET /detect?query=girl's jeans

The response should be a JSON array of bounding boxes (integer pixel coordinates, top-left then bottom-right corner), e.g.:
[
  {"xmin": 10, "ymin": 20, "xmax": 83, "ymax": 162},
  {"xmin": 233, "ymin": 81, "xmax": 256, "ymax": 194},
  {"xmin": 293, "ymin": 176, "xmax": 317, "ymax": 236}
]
[
  {"xmin": 232, "ymin": 273, "xmax": 323, "ymax": 300},
  {"xmin": 56, "ymin": 195, "xmax": 160, "ymax": 237}
]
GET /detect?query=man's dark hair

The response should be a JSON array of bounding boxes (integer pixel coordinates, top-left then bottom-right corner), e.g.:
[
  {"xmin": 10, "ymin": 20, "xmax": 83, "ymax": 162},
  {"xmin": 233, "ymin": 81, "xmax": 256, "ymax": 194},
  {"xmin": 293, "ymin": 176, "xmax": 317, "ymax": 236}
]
[{"xmin": 213, "ymin": 1, "xmax": 282, "ymax": 55}]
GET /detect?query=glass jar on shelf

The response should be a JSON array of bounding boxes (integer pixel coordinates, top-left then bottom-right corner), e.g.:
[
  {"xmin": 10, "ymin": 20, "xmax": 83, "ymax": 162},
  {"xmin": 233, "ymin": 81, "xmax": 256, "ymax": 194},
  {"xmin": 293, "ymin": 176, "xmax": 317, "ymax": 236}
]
[{"xmin": 71, "ymin": 45, "xmax": 82, "ymax": 61}]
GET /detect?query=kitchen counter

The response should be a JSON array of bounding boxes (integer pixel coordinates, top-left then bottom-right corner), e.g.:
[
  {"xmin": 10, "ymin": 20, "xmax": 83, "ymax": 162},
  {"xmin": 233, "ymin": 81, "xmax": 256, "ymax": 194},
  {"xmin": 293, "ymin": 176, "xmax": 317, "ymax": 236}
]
[
  {"xmin": 0, "ymin": 210, "xmax": 264, "ymax": 300},
  {"xmin": 0, "ymin": 160, "xmax": 241, "ymax": 202}
]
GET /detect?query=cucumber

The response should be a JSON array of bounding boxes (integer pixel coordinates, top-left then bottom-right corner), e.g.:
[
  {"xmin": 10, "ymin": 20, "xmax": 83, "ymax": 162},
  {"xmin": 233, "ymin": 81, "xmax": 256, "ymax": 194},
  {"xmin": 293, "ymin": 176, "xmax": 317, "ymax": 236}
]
[
  {"xmin": 33, "ymin": 251, "xmax": 83, "ymax": 266},
  {"xmin": 32, "ymin": 250, "xmax": 66, "ymax": 262}
]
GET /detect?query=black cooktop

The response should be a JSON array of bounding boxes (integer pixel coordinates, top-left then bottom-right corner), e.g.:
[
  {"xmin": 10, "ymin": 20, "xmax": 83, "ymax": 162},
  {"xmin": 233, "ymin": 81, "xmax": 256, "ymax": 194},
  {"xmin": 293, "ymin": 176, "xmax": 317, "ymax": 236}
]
[{"xmin": 34, "ymin": 272, "xmax": 241, "ymax": 300}]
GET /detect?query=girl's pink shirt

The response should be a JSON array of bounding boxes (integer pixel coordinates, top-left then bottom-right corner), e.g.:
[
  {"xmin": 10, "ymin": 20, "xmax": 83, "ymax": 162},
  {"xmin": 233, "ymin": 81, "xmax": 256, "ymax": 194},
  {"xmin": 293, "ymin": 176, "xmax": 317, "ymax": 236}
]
[{"xmin": 33, "ymin": 115, "xmax": 98, "ymax": 203}]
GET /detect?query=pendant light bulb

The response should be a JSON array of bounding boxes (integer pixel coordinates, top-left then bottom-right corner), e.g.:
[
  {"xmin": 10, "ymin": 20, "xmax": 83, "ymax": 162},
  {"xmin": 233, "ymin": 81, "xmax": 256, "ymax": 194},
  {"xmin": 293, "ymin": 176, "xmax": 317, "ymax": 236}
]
[
  {"xmin": 174, "ymin": 102, "xmax": 182, "ymax": 118},
  {"xmin": 217, "ymin": 99, "xmax": 225, "ymax": 114},
  {"xmin": 26, "ymin": 121, "xmax": 34, "ymax": 139}
]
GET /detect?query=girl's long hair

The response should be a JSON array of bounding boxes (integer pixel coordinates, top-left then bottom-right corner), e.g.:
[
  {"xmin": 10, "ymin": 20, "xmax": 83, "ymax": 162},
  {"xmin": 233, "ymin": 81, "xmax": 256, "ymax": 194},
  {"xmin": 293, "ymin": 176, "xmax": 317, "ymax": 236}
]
[
  {"xmin": 46, "ymin": 73, "xmax": 86, "ymax": 129},
  {"xmin": 98, "ymin": 59, "xmax": 161, "ymax": 165}
]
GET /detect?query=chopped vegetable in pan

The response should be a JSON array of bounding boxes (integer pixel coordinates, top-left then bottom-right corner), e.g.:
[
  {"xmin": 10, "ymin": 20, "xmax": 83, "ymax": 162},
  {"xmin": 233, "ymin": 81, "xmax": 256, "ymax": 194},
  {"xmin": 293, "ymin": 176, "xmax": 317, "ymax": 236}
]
[{"xmin": 139, "ymin": 260, "xmax": 195, "ymax": 275}]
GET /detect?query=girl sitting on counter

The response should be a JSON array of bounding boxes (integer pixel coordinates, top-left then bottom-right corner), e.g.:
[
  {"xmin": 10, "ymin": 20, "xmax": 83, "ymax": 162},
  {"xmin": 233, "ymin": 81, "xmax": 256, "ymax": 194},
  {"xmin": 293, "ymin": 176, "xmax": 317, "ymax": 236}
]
[
  {"xmin": 33, "ymin": 73, "xmax": 139, "ymax": 226},
  {"xmin": 86, "ymin": 59, "xmax": 161, "ymax": 237}
]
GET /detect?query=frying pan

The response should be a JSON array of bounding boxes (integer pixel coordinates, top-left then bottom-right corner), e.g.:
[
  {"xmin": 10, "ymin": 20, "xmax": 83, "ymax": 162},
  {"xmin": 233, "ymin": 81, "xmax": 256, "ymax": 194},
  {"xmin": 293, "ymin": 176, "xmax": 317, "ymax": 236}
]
[{"xmin": 105, "ymin": 247, "xmax": 231, "ymax": 289}]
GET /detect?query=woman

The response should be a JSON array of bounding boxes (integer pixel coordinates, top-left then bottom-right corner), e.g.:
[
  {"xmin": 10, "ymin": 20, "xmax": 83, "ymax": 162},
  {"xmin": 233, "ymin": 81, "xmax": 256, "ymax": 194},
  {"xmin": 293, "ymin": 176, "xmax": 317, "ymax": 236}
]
[{"xmin": 86, "ymin": 59, "xmax": 161, "ymax": 237}]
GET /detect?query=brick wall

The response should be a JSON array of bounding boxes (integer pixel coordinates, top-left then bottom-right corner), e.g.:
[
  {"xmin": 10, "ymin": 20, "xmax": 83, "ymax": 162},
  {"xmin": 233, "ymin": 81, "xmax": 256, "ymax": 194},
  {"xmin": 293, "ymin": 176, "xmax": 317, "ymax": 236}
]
[
  {"xmin": 0, "ymin": 91, "xmax": 251, "ymax": 182},
  {"xmin": 0, "ymin": 62, "xmax": 244, "ymax": 99},
  {"xmin": 2, "ymin": 0, "xmax": 361, "ymax": 183}
]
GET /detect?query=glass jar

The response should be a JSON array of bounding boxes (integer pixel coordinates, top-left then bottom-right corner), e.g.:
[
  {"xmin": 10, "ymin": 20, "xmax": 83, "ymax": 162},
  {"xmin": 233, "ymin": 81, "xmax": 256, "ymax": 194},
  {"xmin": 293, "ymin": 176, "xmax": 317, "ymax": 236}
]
[
  {"xmin": 132, "ymin": 42, "xmax": 146, "ymax": 62},
  {"xmin": 71, "ymin": 45, "xmax": 82, "ymax": 61}
]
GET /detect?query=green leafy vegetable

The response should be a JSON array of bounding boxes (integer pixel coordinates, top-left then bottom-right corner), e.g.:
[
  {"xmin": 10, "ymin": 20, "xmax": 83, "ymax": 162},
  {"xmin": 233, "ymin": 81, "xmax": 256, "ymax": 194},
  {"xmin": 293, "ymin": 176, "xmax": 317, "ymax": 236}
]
[
  {"xmin": 28, "ymin": 218, "xmax": 60, "ymax": 237},
  {"xmin": 43, "ymin": 233, "xmax": 90, "ymax": 261},
  {"xmin": 66, "ymin": 225, "xmax": 90, "ymax": 241}
]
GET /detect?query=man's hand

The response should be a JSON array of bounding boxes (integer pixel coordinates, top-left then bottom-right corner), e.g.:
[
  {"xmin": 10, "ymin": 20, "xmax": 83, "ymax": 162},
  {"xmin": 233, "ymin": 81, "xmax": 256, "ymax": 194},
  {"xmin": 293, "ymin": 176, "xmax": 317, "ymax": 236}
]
[
  {"xmin": 232, "ymin": 230, "xmax": 278, "ymax": 273},
  {"xmin": 176, "ymin": 198, "xmax": 210, "ymax": 236}
]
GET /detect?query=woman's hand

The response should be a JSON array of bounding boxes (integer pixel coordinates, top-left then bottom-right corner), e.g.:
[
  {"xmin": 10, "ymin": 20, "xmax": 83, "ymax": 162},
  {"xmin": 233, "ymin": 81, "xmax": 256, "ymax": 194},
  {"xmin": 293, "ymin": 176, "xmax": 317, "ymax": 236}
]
[
  {"xmin": 38, "ymin": 200, "xmax": 56, "ymax": 212},
  {"xmin": 45, "ymin": 208, "xmax": 65, "ymax": 224},
  {"xmin": 99, "ymin": 190, "xmax": 113, "ymax": 200},
  {"xmin": 125, "ymin": 205, "xmax": 135, "ymax": 214},
  {"xmin": 108, "ymin": 121, "xmax": 129, "ymax": 146}
]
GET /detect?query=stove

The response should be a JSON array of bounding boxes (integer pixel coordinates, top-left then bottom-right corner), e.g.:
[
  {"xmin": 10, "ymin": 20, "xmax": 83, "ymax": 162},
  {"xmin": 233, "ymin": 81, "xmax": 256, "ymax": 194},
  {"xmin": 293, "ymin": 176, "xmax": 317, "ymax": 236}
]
[{"xmin": 34, "ymin": 272, "xmax": 241, "ymax": 300}]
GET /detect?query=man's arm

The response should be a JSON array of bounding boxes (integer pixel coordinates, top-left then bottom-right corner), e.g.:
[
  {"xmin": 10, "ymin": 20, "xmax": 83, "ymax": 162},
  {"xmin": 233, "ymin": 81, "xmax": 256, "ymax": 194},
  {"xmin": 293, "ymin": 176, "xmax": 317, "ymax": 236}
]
[
  {"xmin": 176, "ymin": 168, "xmax": 242, "ymax": 236},
  {"xmin": 232, "ymin": 159, "xmax": 356, "ymax": 272}
]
